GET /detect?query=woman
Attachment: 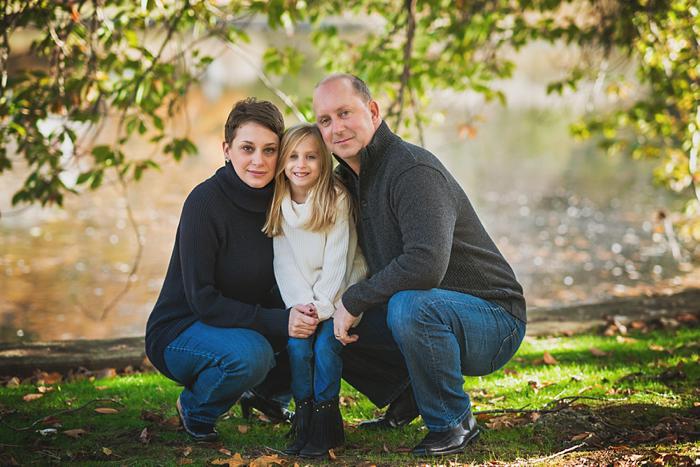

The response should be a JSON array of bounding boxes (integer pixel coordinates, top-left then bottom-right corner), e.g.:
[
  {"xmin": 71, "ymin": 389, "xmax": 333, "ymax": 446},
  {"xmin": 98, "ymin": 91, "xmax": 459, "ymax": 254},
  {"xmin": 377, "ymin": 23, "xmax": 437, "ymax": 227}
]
[{"xmin": 145, "ymin": 98, "xmax": 319, "ymax": 441}]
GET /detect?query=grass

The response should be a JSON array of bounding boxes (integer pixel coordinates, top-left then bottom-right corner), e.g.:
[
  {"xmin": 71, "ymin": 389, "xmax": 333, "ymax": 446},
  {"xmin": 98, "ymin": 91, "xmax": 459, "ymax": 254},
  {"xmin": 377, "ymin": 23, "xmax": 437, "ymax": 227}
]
[{"xmin": 0, "ymin": 325, "xmax": 698, "ymax": 465}]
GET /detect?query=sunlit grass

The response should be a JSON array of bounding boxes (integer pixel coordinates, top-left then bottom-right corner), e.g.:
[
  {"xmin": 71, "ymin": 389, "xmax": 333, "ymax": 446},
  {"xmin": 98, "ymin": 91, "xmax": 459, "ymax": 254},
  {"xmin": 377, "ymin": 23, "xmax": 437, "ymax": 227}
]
[{"xmin": 0, "ymin": 325, "xmax": 698, "ymax": 465}]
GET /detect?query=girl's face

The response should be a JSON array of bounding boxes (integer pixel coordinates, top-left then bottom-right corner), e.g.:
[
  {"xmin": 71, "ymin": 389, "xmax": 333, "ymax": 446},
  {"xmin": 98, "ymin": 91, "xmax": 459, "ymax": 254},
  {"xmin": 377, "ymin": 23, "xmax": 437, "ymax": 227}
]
[
  {"xmin": 222, "ymin": 122, "xmax": 279, "ymax": 188},
  {"xmin": 284, "ymin": 135, "xmax": 323, "ymax": 195}
]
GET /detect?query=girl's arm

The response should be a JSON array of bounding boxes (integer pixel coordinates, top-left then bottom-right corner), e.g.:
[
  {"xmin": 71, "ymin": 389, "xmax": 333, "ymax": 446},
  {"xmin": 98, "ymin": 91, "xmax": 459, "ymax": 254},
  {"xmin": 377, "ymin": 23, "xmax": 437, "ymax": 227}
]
[
  {"xmin": 311, "ymin": 195, "xmax": 351, "ymax": 320},
  {"xmin": 273, "ymin": 234, "xmax": 316, "ymax": 309}
]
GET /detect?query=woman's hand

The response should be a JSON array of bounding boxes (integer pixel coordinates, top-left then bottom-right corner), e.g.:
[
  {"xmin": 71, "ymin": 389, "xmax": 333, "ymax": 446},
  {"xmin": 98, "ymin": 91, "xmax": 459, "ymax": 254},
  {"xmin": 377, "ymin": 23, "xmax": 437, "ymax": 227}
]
[{"xmin": 288, "ymin": 304, "xmax": 319, "ymax": 338}]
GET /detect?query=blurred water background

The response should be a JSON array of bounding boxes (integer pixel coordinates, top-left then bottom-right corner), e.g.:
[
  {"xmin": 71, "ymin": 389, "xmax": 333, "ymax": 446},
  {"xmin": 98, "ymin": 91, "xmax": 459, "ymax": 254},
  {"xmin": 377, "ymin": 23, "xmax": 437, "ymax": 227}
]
[{"xmin": 1, "ymin": 29, "xmax": 698, "ymax": 343}]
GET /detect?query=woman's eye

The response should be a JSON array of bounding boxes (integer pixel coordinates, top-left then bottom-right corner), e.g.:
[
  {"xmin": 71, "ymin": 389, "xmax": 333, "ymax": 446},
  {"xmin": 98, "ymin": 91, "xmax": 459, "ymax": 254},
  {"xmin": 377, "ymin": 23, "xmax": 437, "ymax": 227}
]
[
  {"xmin": 241, "ymin": 145, "xmax": 253, "ymax": 152},
  {"xmin": 264, "ymin": 147, "xmax": 277, "ymax": 154}
]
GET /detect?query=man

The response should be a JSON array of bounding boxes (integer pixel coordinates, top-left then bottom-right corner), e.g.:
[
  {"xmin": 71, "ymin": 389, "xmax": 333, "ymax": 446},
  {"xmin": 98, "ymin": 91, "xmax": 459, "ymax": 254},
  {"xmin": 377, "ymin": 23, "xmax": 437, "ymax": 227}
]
[{"xmin": 312, "ymin": 74, "xmax": 527, "ymax": 456}]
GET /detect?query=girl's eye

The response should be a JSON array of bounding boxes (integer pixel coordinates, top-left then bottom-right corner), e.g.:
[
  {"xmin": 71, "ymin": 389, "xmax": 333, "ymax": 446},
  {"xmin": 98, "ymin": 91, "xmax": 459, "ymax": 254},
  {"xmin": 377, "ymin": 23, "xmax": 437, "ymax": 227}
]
[
  {"xmin": 289, "ymin": 153, "xmax": 298, "ymax": 160},
  {"xmin": 308, "ymin": 154, "xmax": 317, "ymax": 160}
]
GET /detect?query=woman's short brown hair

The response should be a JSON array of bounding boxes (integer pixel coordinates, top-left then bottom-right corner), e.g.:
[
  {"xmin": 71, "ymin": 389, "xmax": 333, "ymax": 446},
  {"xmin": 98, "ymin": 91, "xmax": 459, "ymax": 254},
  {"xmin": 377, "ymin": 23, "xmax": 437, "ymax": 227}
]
[{"xmin": 224, "ymin": 98, "xmax": 284, "ymax": 144}]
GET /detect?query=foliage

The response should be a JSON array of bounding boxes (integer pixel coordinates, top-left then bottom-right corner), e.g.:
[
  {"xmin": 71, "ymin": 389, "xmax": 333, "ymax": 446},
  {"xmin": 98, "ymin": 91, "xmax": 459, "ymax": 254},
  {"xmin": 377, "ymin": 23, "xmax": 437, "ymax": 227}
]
[
  {"xmin": 1, "ymin": 0, "xmax": 699, "ymax": 241},
  {"xmin": 0, "ymin": 323, "xmax": 698, "ymax": 464}
]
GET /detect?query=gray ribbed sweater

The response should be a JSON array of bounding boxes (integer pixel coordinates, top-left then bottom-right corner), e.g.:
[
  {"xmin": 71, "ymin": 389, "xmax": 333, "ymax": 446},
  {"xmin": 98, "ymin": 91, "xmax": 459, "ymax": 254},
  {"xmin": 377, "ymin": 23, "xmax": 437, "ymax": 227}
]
[{"xmin": 336, "ymin": 121, "xmax": 526, "ymax": 323}]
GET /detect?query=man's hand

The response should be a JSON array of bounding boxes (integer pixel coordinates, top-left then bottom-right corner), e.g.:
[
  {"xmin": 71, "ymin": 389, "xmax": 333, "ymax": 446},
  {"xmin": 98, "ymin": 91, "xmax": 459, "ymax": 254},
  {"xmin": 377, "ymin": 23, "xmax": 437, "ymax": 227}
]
[
  {"xmin": 333, "ymin": 301, "xmax": 359, "ymax": 346},
  {"xmin": 288, "ymin": 304, "xmax": 319, "ymax": 338}
]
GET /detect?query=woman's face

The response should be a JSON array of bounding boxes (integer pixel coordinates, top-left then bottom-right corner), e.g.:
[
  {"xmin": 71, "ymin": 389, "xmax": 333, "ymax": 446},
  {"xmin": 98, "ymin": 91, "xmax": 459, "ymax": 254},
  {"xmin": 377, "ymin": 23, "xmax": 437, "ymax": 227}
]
[{"xmin": 222, "ymin": 122, "xmax": 279, "ymax": 188}]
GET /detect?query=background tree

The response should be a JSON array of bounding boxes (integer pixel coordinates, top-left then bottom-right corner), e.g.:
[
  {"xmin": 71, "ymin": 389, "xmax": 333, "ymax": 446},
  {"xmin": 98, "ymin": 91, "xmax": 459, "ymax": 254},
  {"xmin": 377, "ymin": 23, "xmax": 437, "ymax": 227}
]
[{"xmin": 1, "ymin": 0, "xmax": 698, "ymax": 243}]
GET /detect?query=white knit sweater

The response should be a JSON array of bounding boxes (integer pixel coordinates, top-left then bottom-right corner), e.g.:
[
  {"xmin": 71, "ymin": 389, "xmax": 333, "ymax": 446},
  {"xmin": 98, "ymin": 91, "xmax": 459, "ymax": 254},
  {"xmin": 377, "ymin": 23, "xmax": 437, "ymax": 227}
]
[{"xmin": 273, "ymin": 190, "xmax": 367, "ymax": 322}]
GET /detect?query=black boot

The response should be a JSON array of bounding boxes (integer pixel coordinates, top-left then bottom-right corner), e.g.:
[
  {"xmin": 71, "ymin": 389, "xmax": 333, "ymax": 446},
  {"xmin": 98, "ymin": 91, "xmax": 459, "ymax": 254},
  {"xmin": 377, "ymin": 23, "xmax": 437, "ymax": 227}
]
[
  {"xmin": 299, "ymin": 398, "xmax": 345, "ymax": 458},
  {"xmin": 358, "ymin": 386, "xmax": 419, "ymax": 429},
  {"xmin": 283, "ymin": 399, "xmax": 313, "ymax": 455},
  {"xmin": 239, "ymin": 390, "xmax": 293, "ymax": 423}
]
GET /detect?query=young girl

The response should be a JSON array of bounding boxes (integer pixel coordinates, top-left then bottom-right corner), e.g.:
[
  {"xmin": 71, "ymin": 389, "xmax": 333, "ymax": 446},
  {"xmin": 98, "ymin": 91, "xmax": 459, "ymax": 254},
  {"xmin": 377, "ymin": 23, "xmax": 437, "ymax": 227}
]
[{"xmin": 263, "ymin": 123, "xmax": 367, "ymax": 458}]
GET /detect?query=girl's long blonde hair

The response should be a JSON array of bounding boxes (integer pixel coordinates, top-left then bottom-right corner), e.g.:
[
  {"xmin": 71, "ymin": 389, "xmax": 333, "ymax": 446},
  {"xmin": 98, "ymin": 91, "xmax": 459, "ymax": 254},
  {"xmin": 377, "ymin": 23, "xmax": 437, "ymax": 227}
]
[{"xmin": 263, "ymin": 123, "xmax": 350, "ymax": 237}]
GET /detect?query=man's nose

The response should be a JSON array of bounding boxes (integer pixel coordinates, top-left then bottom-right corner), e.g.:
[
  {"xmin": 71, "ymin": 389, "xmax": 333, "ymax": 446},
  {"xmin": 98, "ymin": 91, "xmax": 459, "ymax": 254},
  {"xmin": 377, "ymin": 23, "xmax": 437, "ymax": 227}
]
[{"xmin": 331, "ymin": 118, "xmax": 344, "ymax": 134}]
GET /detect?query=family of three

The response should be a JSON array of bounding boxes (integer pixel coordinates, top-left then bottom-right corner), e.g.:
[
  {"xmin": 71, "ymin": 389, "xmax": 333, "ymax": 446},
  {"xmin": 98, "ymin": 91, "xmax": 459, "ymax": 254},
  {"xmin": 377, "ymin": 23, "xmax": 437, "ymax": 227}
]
[{"xmin": 145, "ymin": 74, "xmax": 527, "ymax": 457}]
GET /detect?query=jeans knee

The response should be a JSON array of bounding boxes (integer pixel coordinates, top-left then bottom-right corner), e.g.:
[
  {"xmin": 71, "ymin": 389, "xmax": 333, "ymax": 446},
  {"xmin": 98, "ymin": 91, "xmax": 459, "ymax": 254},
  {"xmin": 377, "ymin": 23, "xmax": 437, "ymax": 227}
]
[
  {"xmin": 223, "ymin": 342, "xmax": 275, "ymax": 389},
  {"xmin": 387, "ymin": 290, "xmax": 426, "ymax": 342},
  {"xmin": 288, "ymin": 337, "xmax": 313, "ymax": 363},
  {"xmin": 315, "ymin": 330, "xmax": 342, "ymax": 356}
]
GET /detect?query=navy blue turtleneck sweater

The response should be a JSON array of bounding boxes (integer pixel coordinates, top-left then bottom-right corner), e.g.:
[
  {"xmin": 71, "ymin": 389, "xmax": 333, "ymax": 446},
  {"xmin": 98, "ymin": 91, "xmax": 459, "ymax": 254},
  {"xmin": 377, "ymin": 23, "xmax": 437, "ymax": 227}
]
[{"xmin": 145, "ymin": 163, "xmax": 289, "ymax": 380}]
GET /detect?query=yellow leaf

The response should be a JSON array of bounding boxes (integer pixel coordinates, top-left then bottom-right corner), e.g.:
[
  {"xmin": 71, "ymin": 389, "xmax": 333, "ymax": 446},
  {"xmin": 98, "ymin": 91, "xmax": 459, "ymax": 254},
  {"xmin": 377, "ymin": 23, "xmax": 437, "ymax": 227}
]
[
  {"xmin": 218, "ymin": 448, "xmax": 232, "ymax": 456},
  {"xmin": 102, "ymin": 447, "xmax": 112, "ymax": 456},
  {"xmin": 94, "ymin": 407, "xmax": 119, "ymax": 414},
  {"xmin": 7, "ymin": 377, "xmax": 20, "ymax": 388},
  {"xmin": 570, "ymin": 432, "xmax": 592, "ymax": 441},
  {"xmin": 250, "ymin": 454, "xmax": 286, "ymax": 466},
  {"xmin": 211, "ymin": 453, "xmax": 246, "ymax": 466}
]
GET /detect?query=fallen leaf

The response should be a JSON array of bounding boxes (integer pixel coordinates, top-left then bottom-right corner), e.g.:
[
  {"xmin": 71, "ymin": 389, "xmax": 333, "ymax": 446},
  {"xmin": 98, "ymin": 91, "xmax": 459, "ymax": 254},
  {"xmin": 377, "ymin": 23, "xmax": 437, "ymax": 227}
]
[
  {"xmin": 616, "ymin": 335, "xmax": 638, "ymax": 344},
  {"xmin": 219, "ymin": 448, "xmax": 232, "ymax": 456},
  {"xmin": 36, "ymin": 385, "xmax": 55, "ymax": 394},
  {"xmin": 94, "ymin": 407, "xmax": 119, "ymax": 414},
  {"xmin": 528, "ymin": 412, "xmax": 541, "ymax": 422},
  {"xmin": 177, "ymin": 459, "xmax": 194, "ymax": 465},
  {"xmin": 23, "ymin": 393, "xmax": 43, "ymax": 402},
  {"xmin": 382, "ymin": 443, "xmax": 389, "ymax": 453},
  {"xmin": 648, "ymin": 344, "xmax": 666, "ymax": 352},
  {"xmin": 237, "ymin": 424, "xmax": 249, "ymax": 434},
  {"xmin": 503, "ymin": 368, "xmax": 519, "ymax": 376},
  {"xmin": 590, "ymin": 347, "xmax": 608, "ymax": 357},
  {"xmin": 63, "ymin": 428, "xmax": 88, "ymax": 438},
  {"xmin": 95, "ymin": 385, "xmax": 109, "ymax": 391},
  {"xmin": 211, "ymin": 453, "xmax": 246, "ymax": 466},
  {"xmin": 140, "ymin": 410, "xmax": 164, "ymax": 423},
  {"xmin": 94, "ymin": 368, "xmax": 117, "ymax": 379},
  {"xmin": 182, "ymin": 446, "xmax": 192, "ymax": 457},
  {"xmin": 250, "ymin": 454, "xmax": 286, "ymax": 466},
  {"xmin": 543, "ymin": 351, "xmax": 558, "ymax": 365},
  {"xmin": 102, "ymin": 447, "xmax": 112, "ymax": 456},
  {"xmin": 36, "ymin": 372, "xmax": 62, "ymax": 385},
  {"xmin": 676, "ymin": 312, "xmax": 698, "ymax": 324},
  {"xmin": 327, "ymin": 449, "xmax": 337, "ymax": 461},
  {"xmin": 570, "ymin": 432, "xmax": 593, "ymax": 441},
  {"xmin": 139, "ymin": 427, "xmax": 151, "ymax": 444},
  {"xmin": 163, "ymin": 415, "xmax": 181, "ymax": 427},
  {"xmin": 6, "ymin": 377, "xmax": 20, "ymax": 388}
]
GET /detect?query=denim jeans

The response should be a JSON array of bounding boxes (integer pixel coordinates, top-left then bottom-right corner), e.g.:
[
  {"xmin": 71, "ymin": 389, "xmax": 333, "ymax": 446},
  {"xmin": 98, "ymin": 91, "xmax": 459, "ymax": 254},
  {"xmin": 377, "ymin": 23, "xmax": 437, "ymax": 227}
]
[
  {"xmin": 341, "ymin": 305, "xmax": 411, "ymax": 407},
  {"xmin": 288, "ymin": 319, "xmax": 343, "ymax": 402},
  {"xmin": 163, "ymin": 321, "xmax": 277, "ymax": 425},
  {"xmin": 387, "ymin": 289, "xmax": 526, "ymax": 431}
]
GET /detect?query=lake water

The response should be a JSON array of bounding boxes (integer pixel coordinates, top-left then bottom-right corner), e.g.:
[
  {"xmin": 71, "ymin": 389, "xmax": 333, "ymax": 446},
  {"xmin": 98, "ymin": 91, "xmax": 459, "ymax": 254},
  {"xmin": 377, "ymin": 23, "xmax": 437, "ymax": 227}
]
[{"xmin": 1, "ymin": 39, "xmax": 697, "ymax": 342}]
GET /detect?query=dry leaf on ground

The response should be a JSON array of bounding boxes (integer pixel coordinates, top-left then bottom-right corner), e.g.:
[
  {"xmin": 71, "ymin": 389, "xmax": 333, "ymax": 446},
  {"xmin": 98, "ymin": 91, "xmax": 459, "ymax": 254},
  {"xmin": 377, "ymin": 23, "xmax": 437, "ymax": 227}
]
[
  {"xmin": 237, "ymin": 424, "xmax": 249, "ymax": 434},
  {"xmin": 23, "ymin": 393, "xmax": 43, "ymax": 402},
  {"xmin": 590, "ymin": 347, "xmax": 608, "ymax": 357},
  {"xmin": 543, "ymin": 351, "xmax": 558, "ymax": 365},
  {"xmin": 211, "ymin": 453, "xmax": 246, "ymax": 466},
  {"xmin": 94, "ymin": 407, "xmax": 119, "ymax": 414},
  {"xmin": 63, "ymin": 428, "xmax": 88, "ymax": 438},
  {"xmin": 250, "ymin": 454, "xmax": 286, "ymax": 466},
  {"xmin": 102, "ymin": 447, "xmax": 112, "ymax": 456}
]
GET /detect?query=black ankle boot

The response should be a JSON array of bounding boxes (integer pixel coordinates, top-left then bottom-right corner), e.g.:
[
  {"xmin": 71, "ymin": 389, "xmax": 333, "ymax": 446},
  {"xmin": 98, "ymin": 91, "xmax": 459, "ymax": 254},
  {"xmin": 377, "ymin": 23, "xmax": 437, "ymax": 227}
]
[
  {"xmin": 299, "ymin": 398, "xmax": 345, "ymax": 458},
  {"xmin": 359, "ymin": 386, "xmax": 419, "ymax": 430},
  {"xmin": 283, "ymin": 399, "xmax": 313, "ymax": 455},
  {"xmin": 239, "ymin": 390, "xmax": 293, "ymax": 423}
]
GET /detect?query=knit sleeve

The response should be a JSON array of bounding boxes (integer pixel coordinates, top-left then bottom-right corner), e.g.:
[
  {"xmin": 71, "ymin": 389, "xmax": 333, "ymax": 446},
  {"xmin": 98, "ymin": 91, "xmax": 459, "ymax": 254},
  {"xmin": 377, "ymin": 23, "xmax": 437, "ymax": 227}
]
[
  {"xmin": 341, "ymin": 164, "xmax": 457, "ymax": 316},
  {"xmin": 310, "ymin": 194, "xmax": 351, "ymax": 320},
  {"xmin": 273, "ymin": 234, "xmax": 315, "ymax": 309},
  {"xmin": 178, "ymin": 189, "xmax": 289, "ymax": 336}
]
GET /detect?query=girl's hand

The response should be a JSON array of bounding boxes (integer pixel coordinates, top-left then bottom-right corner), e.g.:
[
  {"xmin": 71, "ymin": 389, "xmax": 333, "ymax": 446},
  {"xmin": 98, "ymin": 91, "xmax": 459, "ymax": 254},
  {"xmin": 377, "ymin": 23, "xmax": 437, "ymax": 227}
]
[{"xmin": 288, "ymin": 304, "xmax": 319, "ymax": 338}]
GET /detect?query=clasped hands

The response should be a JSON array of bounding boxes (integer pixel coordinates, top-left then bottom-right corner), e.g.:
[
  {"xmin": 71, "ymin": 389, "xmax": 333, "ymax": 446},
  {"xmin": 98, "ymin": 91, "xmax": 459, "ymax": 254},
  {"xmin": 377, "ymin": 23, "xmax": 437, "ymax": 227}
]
[{"xmin": 287, "ymin": 301, "xmax": 359, "ymax": 346}]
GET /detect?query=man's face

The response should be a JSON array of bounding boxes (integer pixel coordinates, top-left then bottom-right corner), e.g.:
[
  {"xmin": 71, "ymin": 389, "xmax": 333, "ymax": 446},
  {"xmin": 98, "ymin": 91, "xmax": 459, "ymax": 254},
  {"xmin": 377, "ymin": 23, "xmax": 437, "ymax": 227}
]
[{"xmin": 312, "ymin": 78, "xmax": 380, "ymax": 161}]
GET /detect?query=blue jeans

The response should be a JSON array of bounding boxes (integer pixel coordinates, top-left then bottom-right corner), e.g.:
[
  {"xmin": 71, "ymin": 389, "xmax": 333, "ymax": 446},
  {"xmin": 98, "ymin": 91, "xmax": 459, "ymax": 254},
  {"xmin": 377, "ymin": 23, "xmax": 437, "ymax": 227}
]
[
  {"xmin": 163, "ymin": 321, "xmax": 276, "ymax": 425},
  {"xmin": 387, "ymin": 289, "xmax": 526, "ymax": 431},
  {"xmin": 288, "ymin": 319, "xmax": 343, "ymax": 402}
]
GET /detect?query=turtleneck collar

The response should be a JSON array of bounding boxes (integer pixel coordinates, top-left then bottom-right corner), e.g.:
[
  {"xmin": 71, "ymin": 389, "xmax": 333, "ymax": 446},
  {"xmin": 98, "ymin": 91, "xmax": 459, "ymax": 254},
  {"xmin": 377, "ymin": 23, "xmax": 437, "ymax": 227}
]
[
  {"xmin": 213, "ymin": 161, "xmax": 274, "ymax": 213},
  {"xmin": 333, "ymin": 120, "xmax": 400, "ymax": 177}
]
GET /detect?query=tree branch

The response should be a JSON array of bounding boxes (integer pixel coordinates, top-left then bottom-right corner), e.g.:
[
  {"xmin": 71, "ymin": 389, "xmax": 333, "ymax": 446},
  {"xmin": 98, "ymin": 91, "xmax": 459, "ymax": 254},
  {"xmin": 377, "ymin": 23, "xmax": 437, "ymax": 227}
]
[{"xmin": 387, "ymin": 0, "xmax": 416, "ymax": 128}]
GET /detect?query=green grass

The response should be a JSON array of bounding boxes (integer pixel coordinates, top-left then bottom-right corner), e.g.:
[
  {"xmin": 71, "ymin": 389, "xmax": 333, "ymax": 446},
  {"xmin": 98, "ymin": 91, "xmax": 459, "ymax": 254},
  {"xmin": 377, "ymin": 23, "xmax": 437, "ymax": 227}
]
[{"xmin": 1, "ymin": 326, "xmax": 698, "ymax": 465}]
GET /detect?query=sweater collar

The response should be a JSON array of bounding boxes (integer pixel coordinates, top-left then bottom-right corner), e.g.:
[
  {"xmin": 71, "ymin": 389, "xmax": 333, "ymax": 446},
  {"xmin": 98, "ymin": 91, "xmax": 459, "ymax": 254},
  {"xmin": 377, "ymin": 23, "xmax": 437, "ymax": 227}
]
[
  {"xmin": 334, "ymin": 120, "xmax": 399, "ymax": 176},
  {"xmin": 214, "ymin": 162, "xmax": 274, "ymax": 213}
]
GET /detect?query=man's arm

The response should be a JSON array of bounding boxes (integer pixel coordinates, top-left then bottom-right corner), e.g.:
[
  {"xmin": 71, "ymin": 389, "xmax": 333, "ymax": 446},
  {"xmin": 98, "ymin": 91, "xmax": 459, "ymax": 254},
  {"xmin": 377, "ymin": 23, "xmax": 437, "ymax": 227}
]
[{"xmin": 342, "ymin": 164, "xmax": 457, "ymax": 316}]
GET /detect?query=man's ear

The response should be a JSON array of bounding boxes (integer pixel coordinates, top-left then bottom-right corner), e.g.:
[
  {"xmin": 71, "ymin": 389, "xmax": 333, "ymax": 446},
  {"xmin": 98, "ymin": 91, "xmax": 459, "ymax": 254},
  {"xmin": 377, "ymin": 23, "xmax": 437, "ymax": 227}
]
[{"xmin": 369, "ymin": 100, "xmax": 381, "ymax": 125}]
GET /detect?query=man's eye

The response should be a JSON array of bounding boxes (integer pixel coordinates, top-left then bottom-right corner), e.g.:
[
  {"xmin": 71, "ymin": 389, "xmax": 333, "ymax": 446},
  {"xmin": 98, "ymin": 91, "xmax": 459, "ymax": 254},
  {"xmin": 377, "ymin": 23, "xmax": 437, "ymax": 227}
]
[
  {"xmin": 319, "ymin": 118, "xmax": 330, "ymax": 127},
  {"xmin": 340, "ymin": 111, "xmax": 349, "ymax": 117}
]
